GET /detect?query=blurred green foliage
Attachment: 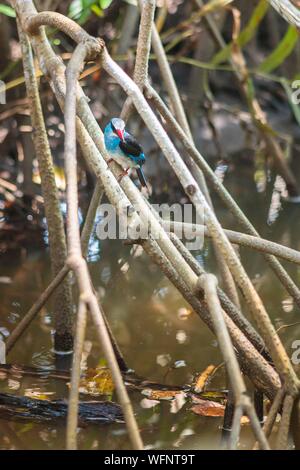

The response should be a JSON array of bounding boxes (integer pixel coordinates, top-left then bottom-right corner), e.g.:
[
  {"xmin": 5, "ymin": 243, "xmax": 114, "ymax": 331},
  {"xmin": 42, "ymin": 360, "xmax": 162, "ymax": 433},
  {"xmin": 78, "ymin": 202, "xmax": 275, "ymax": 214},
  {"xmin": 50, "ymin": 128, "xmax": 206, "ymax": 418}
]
[
  {"xmin": 0, "ymin": 3, "xmax": 15, "ymax": 17},
  {"xmin": 68, "ymin": 0, "xmax": 113, "ymax": 24}
]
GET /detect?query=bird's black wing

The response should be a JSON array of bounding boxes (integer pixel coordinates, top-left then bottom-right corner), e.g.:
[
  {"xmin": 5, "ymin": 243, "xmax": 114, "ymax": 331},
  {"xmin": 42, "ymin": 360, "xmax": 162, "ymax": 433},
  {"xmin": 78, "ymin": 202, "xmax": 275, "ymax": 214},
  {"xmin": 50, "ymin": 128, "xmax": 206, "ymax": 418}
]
[{"xmin": 119, "ymin": 132, "xmax": 143, "ymax": 157}]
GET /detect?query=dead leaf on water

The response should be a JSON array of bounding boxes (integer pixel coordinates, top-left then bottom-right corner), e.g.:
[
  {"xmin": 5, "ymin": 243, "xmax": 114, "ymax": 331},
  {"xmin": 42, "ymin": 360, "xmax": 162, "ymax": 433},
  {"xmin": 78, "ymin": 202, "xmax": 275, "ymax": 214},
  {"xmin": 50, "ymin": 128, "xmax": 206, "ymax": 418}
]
[
  {"xmin": 8, "ymin": 379, "xmax": 20, "ymax": 391},
  {"xmin": 191, "ymin": 398, "xmax": 225, "ymax": 417},
  {"xmin": 77, "ymin": 367, "xmax": 114, "ymax": 396},
  {"xmin": 142, "ymin": 388, "xmax": 185, "ymax": 401},
  {"xmin": 193, "ymin": 365, "xmax": 217, "ymax": 393},
  {"xmin": 191, "ymin": 397, "xmax": 251, "ymax": 423},
  {"xmin": 24, "ymin": 388, "xmax": 55, "ymax": 400},
  {"xmin": 240, "ymin": 415, "xmax": 250, "ymax": 425}
]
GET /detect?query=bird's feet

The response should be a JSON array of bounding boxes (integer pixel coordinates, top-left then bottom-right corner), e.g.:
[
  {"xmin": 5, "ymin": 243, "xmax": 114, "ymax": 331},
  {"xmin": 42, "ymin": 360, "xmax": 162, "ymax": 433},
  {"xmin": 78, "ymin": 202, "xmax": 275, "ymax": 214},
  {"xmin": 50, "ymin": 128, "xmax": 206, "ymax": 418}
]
[
  {"xmin": 117, "ymin": 168, "xmax": 129, "ymax": 183},
  {"xmin": 107, "ymin": 158, "xmax": 114, "ymax": 166}
]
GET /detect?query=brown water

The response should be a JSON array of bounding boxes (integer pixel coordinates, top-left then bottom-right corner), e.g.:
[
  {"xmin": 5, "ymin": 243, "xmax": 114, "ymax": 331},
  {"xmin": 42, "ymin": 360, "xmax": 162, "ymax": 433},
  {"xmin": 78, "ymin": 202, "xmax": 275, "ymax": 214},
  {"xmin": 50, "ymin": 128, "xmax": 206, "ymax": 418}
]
[{"xmin": 1, "ymin": 159, "xmax": 300, "ymax": 450}]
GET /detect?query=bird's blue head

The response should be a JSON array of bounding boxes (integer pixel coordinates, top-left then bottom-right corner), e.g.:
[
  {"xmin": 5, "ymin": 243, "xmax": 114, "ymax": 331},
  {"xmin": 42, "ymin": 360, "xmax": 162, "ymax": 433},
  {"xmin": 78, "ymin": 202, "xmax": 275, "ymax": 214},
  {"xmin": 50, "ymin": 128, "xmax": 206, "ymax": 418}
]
[{"xmin": 105, "ymin": 118, "xmax": 125, "ymax": 141}]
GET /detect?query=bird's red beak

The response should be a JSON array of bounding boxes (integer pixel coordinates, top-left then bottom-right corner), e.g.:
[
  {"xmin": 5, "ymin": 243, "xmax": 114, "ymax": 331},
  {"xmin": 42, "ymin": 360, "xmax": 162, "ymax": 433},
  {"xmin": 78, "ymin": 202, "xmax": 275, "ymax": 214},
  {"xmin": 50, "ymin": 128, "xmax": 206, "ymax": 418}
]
[{"xmin": 116, "ymin": 129, "xmax": 124, "ymax": 141}]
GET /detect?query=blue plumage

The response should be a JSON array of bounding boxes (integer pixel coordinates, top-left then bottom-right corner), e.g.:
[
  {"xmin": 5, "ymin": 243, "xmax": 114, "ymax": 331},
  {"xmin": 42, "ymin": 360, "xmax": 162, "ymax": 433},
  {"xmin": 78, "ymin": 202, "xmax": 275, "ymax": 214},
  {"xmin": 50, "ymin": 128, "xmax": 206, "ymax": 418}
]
[{"xmin": 104, "ymin": 118, "xmax": 147, "ymax": 187}]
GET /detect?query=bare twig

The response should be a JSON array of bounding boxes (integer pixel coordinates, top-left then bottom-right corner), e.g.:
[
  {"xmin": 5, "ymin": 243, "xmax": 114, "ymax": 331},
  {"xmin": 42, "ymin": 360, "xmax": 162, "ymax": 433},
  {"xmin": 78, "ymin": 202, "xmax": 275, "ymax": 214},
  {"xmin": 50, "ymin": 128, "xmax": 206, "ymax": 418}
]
[
  {"xmin": 81, "ymin": 181, "xmax": 104, "ymax": 258},
  {"xmin": 143, "ymin": 1, "xmax": 240, "ymax": 308},
  {"xmin": 63, "ymin": 39, "xmax": 143, "ymax": 450},
  {"xmin": 198, "ymin": 274, "xmax": 270, "ymax": 450},
  {"xmin": 150, "ymin": 6, "xmax": 240, "ymax": 306},
  {"xmin": 276, "ymin": 394, "xmax": 294, "ymax": 449},
  {"xmin": 12, "ymin": 2, "xmax": 143, "ymax": 448},
  {"xmin": 165, "ymin": 220, "xmax": 300, "ymax": 265},
  {"xmin": 145, "ymin": 83, "xmax": 300, "ymax": 309},
  {"xmin": 168, "ymin": 232, "xmax": 270, "ymax": 360},
  {"xmin": 6, "ymin": 265, "xmax": 69, "ymax": 353},
  {"xmin": 197, "ymin": 0, "xmax": 299, "ymax": 198},
  {"xmin": 12, "ymin": 1, "xmax": 298, "ymax": 448},
  {"xmin": 257, "ymin": 387, "xmax": 285, "ymax": 445},
  {"xmin": 268, "ymin": 0, "xmax": 300, "ymax": 28},
  {"xmin": 101, "ymin": 50, "xmax": 299, "ymax": 393},
  {"xmin": 66, "ymin": 299, "xmax": 87, "ymax": 450},
  {"xmin": 30, "ymin": 21, "xmax": 281, "ymax": 397},
  {"xmin": 151, "ymin": 18, "xmax": 192, "ymax": 141},
  {"xmin": 117, "ymin": 3, "xmax": 139, "ymax": 55},
  {"xmin": 6, "ymin": 181, "xmax": 102, "ymax": 354},
  {"xmin": 121, "ymin": 0, "xmax": 156, "ymax": 121},
  {"xmin": 17, "ymin": 19, "xmax": 73, "ymax": 353}
]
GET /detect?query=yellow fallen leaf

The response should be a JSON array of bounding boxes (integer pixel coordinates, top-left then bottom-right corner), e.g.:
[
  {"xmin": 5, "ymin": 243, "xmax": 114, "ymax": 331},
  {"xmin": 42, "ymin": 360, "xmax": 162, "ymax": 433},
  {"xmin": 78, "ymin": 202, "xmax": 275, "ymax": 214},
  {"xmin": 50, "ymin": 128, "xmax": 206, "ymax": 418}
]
[
  {"xmin": 191, "ymin": 398, "xmax": 225, "ymax": 417},
  {"xmin": 240, "ymin": 415, "xmax": 250, "ymax": 425},
  {"xmin": 77, "ymin": 367, "xmax": 114, "ymax": 396},
  {"xmin": 142, "ymin": 388, "xmax": 184, "ymax": 401},
  {"xmin": 24, "ymin": 388, "xmax": 54, "ymax": 400},
  {"xmin": 193, "ymin": 365, "xmax": 216, "ymax": 393}
]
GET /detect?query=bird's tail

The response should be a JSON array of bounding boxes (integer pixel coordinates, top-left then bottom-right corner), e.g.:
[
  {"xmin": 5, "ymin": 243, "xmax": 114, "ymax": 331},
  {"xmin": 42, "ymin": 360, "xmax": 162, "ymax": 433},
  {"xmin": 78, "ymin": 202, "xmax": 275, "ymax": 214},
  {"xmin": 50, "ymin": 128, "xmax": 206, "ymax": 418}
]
[{"xmin": 136, "ymin": 167, "xmax": 147, "ymax": 187}]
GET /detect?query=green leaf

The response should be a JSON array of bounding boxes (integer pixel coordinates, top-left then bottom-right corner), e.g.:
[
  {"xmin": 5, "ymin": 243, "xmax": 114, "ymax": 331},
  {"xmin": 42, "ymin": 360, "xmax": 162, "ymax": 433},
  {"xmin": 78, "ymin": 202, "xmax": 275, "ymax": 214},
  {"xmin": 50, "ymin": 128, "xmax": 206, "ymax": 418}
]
[
  {"xmin": 69, "ymin": 0, "xmax": 84, "ymax": 20},
  {"xmin": 212, "ymin": 0, "xmax": 269, "ymax": 65},
  {"xmin": 99, "ymin": 0, "xmax": 113, "ymax": 8},
  {"xmin": 258, "ymin": 26, "xmax": 299, "ymax": 73},
  {"xmin": 82, "ymin": 0, "xmax": 96, "ymax": 8},
  {"xmin": 0, "ymin": 4, "xmax": 16, "ymax": 17},
  {"xmin": 69, "ymin": 0, "xmax": 93, "ymax": 24},
  {"xmin": 91, "ymin": 4, "xmax": 104, "ymax": 16}
]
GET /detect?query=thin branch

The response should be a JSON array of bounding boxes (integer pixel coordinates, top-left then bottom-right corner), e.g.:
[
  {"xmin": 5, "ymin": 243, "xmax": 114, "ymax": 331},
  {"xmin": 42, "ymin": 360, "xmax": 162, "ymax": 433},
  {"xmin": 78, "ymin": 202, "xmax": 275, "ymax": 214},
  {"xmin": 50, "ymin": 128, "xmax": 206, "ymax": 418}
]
[
  {"xmin": 197, "ymin": 0, "xmax": 299, "ymax": 198},
  {"xmin": 229, "ymin": 405, "xmax": 243, "ymax": 449},
  {"xmin": 66, "ymin": 299, "xmax": 87, "ymax": 450},
  {"xmin": 198, "ymin": 274, "xmax": 269, "ymax": 450},
  {"xmin": 81, "ymin": 181, "xmax": 104, "ymax": 258},
  {"xmin": 16, "ymin": 19, "xmax": 73, "ymax": 352},
  {"xmin": 121, "ymin": 0, "xmax": 156, "ymax": 121},
  {"xmin": 168, "ymin": 232, "xmax": 270, "ymax": 361},
  {"xmin": 146, "ymin": 1, "xmax": 240, "ymax": 309},
  {"xmin": 143, "ymin": 235, "xmax": 279, "ymax": 398},
  {"xmin": 26, "ymin": 11, "xmax": 90, "ymax": 43},
  {"xmin": 6, "ymin": 265, "xmax": 69, "ymax": 353},
  {"xmin": 63, "ymin": 40, "xmax": 143, "ymax": 450},
  {"xmin": 6, "ymin": 182, "xmax": 102, "ymax": 354},
  {"xmin": 164, "ymin": 220, "xmax": 300, "ymax": 265},
  {"xmin": 53, "ymin": 46, "xmax": 280, "ymax": 397},
  {"xmin": 151, "ymin": 18, "xmax": 192, "ymax": 141},
  {"xmin": 276, "ymin": 394, "xmax": 294, "ymax": 449},
  {"xmin": 145, "ymin": 83, "xmax": 300, "ymax": 309},
  {"xmin": 102, "ymin": 50, "xmax": 299, "ymax": 394},
  {"xmin": 254, "ymin": 387, "xmax": 285, "ymax": 449},
  {"xmin": 14, "ymin": 0, "xmax": 282, "ymax": 401},
  {"xmin": 117, "ymin": 3, "xmax": 139, "ymax": 55},
  {"xmin": 268, "ymin": 0, "xmax": 300, "ymax": 28}
]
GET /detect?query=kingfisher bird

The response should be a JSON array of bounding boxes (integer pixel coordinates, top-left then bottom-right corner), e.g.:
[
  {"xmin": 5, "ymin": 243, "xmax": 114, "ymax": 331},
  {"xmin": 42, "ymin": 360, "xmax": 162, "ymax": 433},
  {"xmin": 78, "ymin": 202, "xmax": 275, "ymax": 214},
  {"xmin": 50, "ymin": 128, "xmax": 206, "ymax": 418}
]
[{"xmin": 104, "ymin": 118, "xmax": 147, "ymax": 187}]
